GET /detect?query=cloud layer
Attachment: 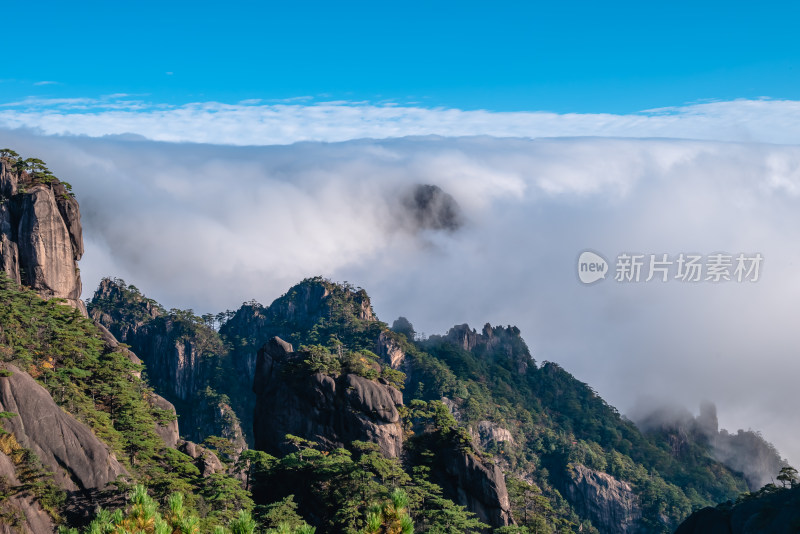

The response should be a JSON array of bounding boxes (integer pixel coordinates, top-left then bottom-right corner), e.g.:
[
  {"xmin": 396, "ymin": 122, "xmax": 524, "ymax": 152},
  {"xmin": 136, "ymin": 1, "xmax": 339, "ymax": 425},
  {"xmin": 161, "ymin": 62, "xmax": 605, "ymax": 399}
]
[
  {"xmin": 4, "ymin": 97, "xmax": 800, "ymax": 145},
  {"xmin": 1, "ymin": 128, "xmax": 799, "ymax": 471}
]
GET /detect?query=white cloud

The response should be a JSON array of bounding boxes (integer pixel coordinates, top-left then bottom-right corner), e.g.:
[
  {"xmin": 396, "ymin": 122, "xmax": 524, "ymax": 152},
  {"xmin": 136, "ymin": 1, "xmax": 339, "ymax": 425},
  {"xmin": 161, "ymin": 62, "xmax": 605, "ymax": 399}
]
[{"xmin": 4, "ymin": 97, "xmax": 800, "ymax": 145}]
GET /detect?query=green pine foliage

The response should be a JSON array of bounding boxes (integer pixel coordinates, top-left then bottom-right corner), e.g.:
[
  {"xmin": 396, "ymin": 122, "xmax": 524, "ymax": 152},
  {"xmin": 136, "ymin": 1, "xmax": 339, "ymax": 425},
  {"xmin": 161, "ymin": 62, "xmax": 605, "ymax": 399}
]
[
  {"xmin": 42, "ymin": 272, "xmax": 768, "ymax": 532},
  {"xmin": 59, "ymin": 484, "xmax": 259, "ymax": 534},
  {"xmin": 399, "ymin": 328, "xmax": 749, "ymax": 532},
  {"xmin": 244, "ymin": 438, "xmax": 484, "ymax": 534},
  {"xmin": 214, "ymin": 277, "xmax": 754, "ymax": 532},
  {"xmin": 87, "ymin": 277, "xmax": 245, "ymax": 447},
  {"xmin": 0, "ymin": 151, "xmax": 75, "ymax": 198},
  {"xmin": 0, "ymin": 273, "xmax": 251, "ymax": 526},
  {"xmin": 288, "ymin": 344, "xmax": 405, "ymax": 387}
]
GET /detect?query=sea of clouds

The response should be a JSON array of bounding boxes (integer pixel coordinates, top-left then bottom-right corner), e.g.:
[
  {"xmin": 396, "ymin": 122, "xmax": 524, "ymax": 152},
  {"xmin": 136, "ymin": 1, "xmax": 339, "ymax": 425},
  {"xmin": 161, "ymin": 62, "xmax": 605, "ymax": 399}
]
[{"xmin": 1, "ymin": 98, "xmax": 799, "ymax": 469}]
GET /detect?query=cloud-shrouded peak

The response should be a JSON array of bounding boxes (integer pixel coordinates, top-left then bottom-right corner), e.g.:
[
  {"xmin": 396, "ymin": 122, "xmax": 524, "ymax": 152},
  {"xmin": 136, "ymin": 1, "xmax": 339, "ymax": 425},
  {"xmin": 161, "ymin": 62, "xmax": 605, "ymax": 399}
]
[{"xmin": 399, "ymin": 184, "xmax": 464, "ymax": 233}]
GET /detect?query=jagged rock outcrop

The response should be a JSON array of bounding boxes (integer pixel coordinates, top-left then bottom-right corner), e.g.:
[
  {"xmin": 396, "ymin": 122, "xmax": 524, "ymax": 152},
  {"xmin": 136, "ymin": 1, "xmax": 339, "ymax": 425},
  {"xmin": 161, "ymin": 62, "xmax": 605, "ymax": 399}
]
[
  {"xmin": 219, "ymin": 278, "xmax": 381, "ymax": 445},
  {"xmin": 178, "ymin": 441, "xmax": 224, "ymax": 477},
  {"xmin": 436, "ymin": 323, "xmax": 533, "ymax": 374},
  {"xmin": 0, "ymin": 365, "xmax": 127, "ymax": 493},
  {"xmin": 0, "ymin": 451, "xmax": 55, "ymax": 534},
  {"xmin": 222, "ymin": 278, "xmax": 378, "ymax": 385},
  {"xmin": 470, "ymin": 420, "xmax": 514, "ymax": 450},
  {"xmin": 90, "ymin": 279, "xmax": 201, "ymax": 401},
  {"xmin": 431, "ymin": 405, "xmax": 513, "ymax": 527},
  {"xmin": 435, "ymin": 446, "xmax": 514, "ymax": 528},
  {"xmin": 0, "ymin": 159, "xmax": 84, "ymax": 313},
  {"xmin": 377, "ymin": 331, "xmax": 406, "ymax": 369},
  {"xmin": 151, "ymin": 394, "xmax": 180, "ymax": 449},
  {"xmin": 560, "ymin": 464, "xmax": 642, "ymax": 534},
  {"xmin": 253, "ymin": 337, "xmax": 403, "ymax": 458},
  {"xmin": 675, "ymin": 486, "xmax": 800, "ymax": 534}
]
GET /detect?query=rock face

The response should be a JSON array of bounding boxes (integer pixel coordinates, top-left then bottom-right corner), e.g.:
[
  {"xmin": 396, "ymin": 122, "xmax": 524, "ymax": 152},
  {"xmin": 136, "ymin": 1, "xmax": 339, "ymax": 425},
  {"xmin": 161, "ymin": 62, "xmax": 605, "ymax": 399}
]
[
  {"xmin": 470, "ymin": 420, "xmax": 514, "ymax": 450},
  {"xmin": 675, "ymin": 486, "xmax": 800, "ymax": 534},
  {"xmin": 222, "ymin": 278, "xmax": 378, "ymax": 386},
  {"xmin": 435, "ymin": 447, "xmax": 514, "ymax": 528},
  {"xmin": 437, "ymin": 323, "xmax": 533, "ymax": 374},
  {"xmin": 89, "ymin": 279, "xmax": 246, "ymax": 450},
  {"xmin": 377, "ymin": 331, "xmax": 406, "ymax": 369},
  {"xmin": 252, "ymin": 337, "xmax": 404, "ymax": 458},
  {"xmin": 221, "ymin": 278, "xmax": 381, "ymax": 444},
  {"xmin": 90, "ymin": 279, "xmax": 202, "ymax": 401},
  {"xmin": 0, "ymin": 451, "xmax": 55, "ymax": 534},
  {"xmin": 178, "ymin": 441, "xmax": 225, "ymax": 477},
  {"xmin": 560, "ymin": 464, "xmax": 641, "ymax": 534},
  {"xmin": 150, "ymin": 394, "xmax": 180, "ymax": 449},
  {"xmin": 0, "ymin": 160, "xmax": 84, "ymax": 313},
  {"xmin": 0, "ymin": 364, "xmax": 127, "ymax": 493}
]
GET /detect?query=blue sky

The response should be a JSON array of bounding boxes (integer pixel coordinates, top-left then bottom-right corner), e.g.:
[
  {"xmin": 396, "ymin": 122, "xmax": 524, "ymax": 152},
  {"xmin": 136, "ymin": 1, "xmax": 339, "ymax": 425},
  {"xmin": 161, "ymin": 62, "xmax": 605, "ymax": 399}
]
[{"xmin": 3, "ymin": 0, "xmax": 799, "ymax": 113}]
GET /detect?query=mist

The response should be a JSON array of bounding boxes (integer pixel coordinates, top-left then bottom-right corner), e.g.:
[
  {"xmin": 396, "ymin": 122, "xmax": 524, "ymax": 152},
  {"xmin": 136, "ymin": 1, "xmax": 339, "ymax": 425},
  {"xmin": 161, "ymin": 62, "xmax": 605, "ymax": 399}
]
[
  {"xmin": 2, "ymin": 128, "xmax": 799, "ymax": 471},
  {"xmin": 632, "ymin": 400, "xmax": 786, "ymax": 490}
]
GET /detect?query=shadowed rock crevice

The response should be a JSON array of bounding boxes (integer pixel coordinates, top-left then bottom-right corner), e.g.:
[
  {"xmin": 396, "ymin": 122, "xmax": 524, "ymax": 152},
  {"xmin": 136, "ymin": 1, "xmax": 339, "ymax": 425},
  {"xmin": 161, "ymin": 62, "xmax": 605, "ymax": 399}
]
[{"xmin": 436, "ymin": 446, "xmax": 514, "ymax": 528}]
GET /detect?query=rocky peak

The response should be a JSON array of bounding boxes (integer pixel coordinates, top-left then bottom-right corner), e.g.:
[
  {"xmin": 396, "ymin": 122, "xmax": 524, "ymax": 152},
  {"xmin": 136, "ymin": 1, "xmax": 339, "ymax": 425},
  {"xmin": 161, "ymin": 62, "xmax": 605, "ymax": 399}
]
[
  {"xmin": 221, "ymin": 277, "xmax": 382, "ymax": 394},
  {"xmin": 268, "ymin": 277, "xmax": 377, "ymax": 326},
  {"xmin": 89, "ymin": 278, "xmax": 163, "ymax": 329},
  {"xmin": 88, "ymin": 279, "xmax": 246, "ymax": 450},
  {"xmin": 226, "ymin": 278, "xmax": 378, "ymax": 337},
  {"xmin": 376, "ymin": 330, "xmax": 406, "ymax": 369},
  {"xmin": 445, "ymin": 323, "xmax": 522, "ymax": 352},
  {"xmin": 400, "ymin": 183, "xmax": 463, "ymax": 232},
  {"xmin": 437, "ymin": 322, "xmax": 533, "ymax": 374},
  {"xmin": 0, "ymin": 156, "xmax": 85, "ymax": 314}
]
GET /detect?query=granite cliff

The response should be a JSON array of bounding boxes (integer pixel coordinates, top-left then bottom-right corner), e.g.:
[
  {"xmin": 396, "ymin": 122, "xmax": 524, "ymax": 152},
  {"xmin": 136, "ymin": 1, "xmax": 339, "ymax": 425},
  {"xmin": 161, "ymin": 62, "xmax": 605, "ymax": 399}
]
[
  {"xmin": 0, "ymin": 365, "xmax": 127, "ymax": 493},
  {"xmin": 88, "ymin": 278, "xmax": 246, "ymax": 450},
  {"xmin": 558, "ymin": 464, "xmax": 642, "ymax": 534},
  {"xmin": 252, "ymin": 337, "xmax": 404, "ymax": 458},
  {"xmin": 0, "ymin": 156, "xmax": 84, "ymax": 313}
]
